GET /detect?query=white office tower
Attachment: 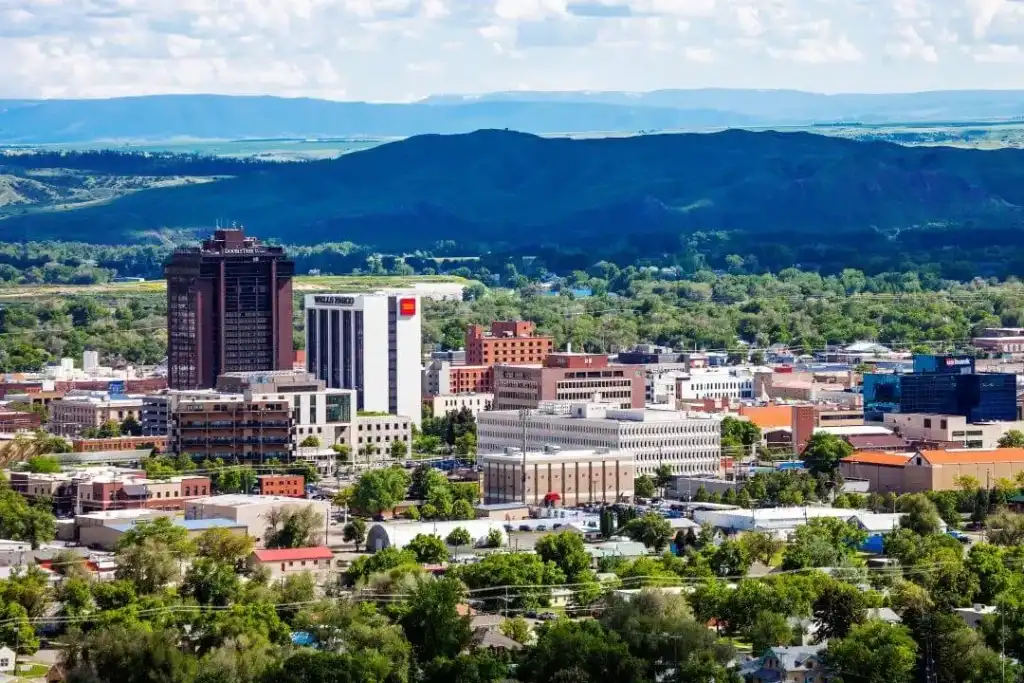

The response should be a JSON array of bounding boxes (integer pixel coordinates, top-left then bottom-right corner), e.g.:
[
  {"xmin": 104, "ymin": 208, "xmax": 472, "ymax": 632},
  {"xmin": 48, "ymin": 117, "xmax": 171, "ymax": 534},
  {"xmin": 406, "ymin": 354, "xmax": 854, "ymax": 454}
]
[
  {"xmin": 304, "ymin": 293, "xmax": 422, "ymax": 426},
  {"xmin": 83, "ymin": 350, "xmax": 100, "ymax": 372}
]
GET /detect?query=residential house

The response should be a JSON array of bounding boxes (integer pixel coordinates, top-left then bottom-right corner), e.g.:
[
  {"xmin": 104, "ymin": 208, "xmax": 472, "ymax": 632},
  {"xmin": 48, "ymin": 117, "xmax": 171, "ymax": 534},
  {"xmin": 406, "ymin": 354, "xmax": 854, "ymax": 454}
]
[
  {"xmin": 743, "ymin": 645, "xmax": 828, "ymax": 683},
  {"xmin": 248, "ymin": 546, "xmax": 334, "ymax": 579}
]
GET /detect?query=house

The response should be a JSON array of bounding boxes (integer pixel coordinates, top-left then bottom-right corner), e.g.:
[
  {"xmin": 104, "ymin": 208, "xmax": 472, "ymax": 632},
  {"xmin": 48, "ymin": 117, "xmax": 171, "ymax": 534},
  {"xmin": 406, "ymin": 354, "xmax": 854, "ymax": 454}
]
[
  {"xmin": 470, "ymin": 627, "xmax": 523, "ymax": 652},
  {"xmin": 866, "ymin": 607, "xmax": 902, "ymax": 624},
  {"xmin": 0, "ymin": 647, "xmax": 15, "ymax": 675},
  {"xmin": 248, "ymin": 546, "xmax": 334, "ymax": 579},
  {"xmin": 743, "ymin": 645, "xmax": 828, "ymax": 683},
  {"xmin": 954, "ymin": 604, "xmax": 997, "ymax": 629}
]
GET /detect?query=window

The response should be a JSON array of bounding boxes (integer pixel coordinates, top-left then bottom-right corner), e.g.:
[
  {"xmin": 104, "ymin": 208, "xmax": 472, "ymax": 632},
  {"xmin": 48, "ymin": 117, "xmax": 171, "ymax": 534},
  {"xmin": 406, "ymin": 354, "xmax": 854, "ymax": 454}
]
[
  {"xmin": 924, "ymin": 418, "xmax": 932, "ymax": 428},
  {"xmin": 940, "ymin": 419, "xmax": 948, "ymax": 429}
]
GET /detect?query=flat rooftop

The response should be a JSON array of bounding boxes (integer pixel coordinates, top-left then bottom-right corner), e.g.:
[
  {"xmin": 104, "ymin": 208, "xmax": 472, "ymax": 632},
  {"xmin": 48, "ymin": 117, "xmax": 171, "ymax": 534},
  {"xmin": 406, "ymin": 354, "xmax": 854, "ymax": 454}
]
[{"xmin": 189, "ymin": 494, "xmax": 317, "ymax": 507}]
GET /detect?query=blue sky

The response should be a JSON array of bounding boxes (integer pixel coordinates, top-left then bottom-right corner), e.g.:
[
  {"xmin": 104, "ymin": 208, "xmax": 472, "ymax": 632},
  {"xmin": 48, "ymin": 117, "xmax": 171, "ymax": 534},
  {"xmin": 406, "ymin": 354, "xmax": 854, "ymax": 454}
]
[{"xmin": 1, "ymin": 0, "xmax": 1022, "ymax": 100}]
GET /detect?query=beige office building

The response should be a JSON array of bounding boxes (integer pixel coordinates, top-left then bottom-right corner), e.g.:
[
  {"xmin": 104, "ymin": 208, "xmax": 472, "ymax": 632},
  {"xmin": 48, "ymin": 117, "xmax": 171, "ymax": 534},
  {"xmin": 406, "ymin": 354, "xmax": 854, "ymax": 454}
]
[
  {"xmin": 49, "ymin": 392, "xmax": 144, "ymax": 436},
  {"xmin": 480, "ymin": 446, "xmax": 634, "ymax": 507},
  {"xmin": 883, "ymin": 413, "xmax": 1024, "ymax": 449}
]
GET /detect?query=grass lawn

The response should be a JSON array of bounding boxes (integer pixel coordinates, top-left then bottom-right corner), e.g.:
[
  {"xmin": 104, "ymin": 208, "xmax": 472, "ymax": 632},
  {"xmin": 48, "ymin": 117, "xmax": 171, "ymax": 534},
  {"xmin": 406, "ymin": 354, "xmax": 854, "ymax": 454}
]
[{"xmin": 15, "ymin": 663, "xmax": 51, "ymax": 677}]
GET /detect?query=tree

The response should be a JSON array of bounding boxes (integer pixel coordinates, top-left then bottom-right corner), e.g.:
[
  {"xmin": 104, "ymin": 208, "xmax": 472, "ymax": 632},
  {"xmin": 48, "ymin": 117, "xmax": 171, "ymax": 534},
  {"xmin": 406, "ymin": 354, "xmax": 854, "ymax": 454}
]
[
  {"xmin": 452, "ymin": 498, "xmax": 475, "ymax": 520},
  {"xmin": 446, "ymin": 526, "xmax": 473, "ymax": 549},
  {"xmin": 739, "ymin": 530, "xmax": 784, "ymax": 566},
  {"xmin": 25, "ymin": 454, "xmax": 61, "ymax": 473},
  {"xmin": 747, "ymin": 610, "xmax": 794, "ymax": 656},
  {"xmin": 453, "ymin": 552, "xmax": 565, "ymax": 610},
  {"xmin": 196, "ymin": 527, "xmax": 253, "ymax": 565},
  {"xmin": 955, "ymin": 474, "xmax": 982, "ymax": 491},
  {"xmin": 352, "ymin": 467, "xmax": 411, "ymax": 515},
  {"xmin": 0, "ymin": 601, "xmax": 38, "ymax": 654},
  {"xmin": 634, "ymin": 474, "xmax": 656, "ymax": 499},
  {"xmin": 390, "ymin": 439, "xmax": 409, "ymax": 459},
  {"xmin": 653, "ymin": 464, "xmax": 674, "ymax": 496},
  {"xmin": 999, "ymin": 429, "xmax": 1024, "ymax": 448},
  {"xmin": 782, "ymin": 517, "xmax": 866, "ymax": 571},
  {"xmin": 120, "ymin": 416, "xmax": 143, "ymax": 436},
  {"xmin": 801, "ymin": 432, "xmax": 853, "ymax": 475},
  {"xmin": 813, "ymin": 581, "xmax": 867, "ymax": 642},
  {"xmin": 400, "ymin": 576, "xmax": 472, "ymax": 662},
  {"xmin": 115, "ymin": 516, "xmax": 194, "ymax": 593},
  {"xmin": 411, "ymin": 464, "xmax": 448, "ymax": 500},
  {"xmin": 299, "ymin": 435, "xmax": 321, "ymax": 448},
  {"xmin": 985, "ymin": 510, "xmax": 1024, "ymax": 546},
  {"xmin": 623, "ymin": 512, "xmax": 673, "ymax": 551},
  {"xmin": 500, "ymin": 616, "xmax": 532, "ymax": 644},
  {"xmin": 519, "ymin": 619, "xmax": 647, "ymax": 683},
  {"xmin": 407, "ymin": 533, "xmax": 448, "ymax": 564},
  {"xmin": 599, "ymin": 508, "xmax": 617, "ymax": 539},
  {"xmin": 485, "ymin": 528, "xmax": 504, "ymax": 548},
  {"xmin": 97, "ymin": 418, "xmax": 122, "ymax": 438},
  {"xmin": 825, "ymin": 621, "xmax": 917, "ymax": 683},
  {"xmin": 710, "ymin": 539, "xmax": 752, "ymax": 577},
  {"xmin": 343, "ymin": 518, "xmax": 367, "ymax": 551},
  {"xmin": 263, "ymin": 506, "xmax": 324, "ymax": 549},
  {"xmin": 65, "ymin": 623, "xmax": 197, "ymax": 683},
  {"xmin": 0, "ymin": 476, "xmax": 56, "ymax": 548},
  {"xmin": 536, "ymin": 532, "xmax": 592, "ymax": 578},
  {"xmin": 180, "ymin": 557, "xmax": 241, "ymax": 606},
  {"xmin": 420, "ymin": 651, "xmax": 510, "ymax": 683},
  {"xmin": 721, "ymin": 416, "xmax": 761, "ymax": 452},
  {"xmin": 898, "ymin": 494, "xmax": 944, "ymax": 536}
]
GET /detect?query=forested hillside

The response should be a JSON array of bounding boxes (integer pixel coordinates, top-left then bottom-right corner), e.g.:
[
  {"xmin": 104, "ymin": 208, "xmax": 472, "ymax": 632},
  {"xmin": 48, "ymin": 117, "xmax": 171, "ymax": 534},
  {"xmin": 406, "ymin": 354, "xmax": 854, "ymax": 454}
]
[{"xmin": 4, "ymin": 130, "xmax": 1024, "ymax": 277}]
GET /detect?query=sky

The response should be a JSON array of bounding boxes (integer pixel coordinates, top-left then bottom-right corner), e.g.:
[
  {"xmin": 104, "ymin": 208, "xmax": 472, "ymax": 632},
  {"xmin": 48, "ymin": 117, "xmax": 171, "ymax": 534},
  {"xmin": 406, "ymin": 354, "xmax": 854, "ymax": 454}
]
[{"xmin": 1, "ymin": 0, "xmax": 1023, "ymax": 101}]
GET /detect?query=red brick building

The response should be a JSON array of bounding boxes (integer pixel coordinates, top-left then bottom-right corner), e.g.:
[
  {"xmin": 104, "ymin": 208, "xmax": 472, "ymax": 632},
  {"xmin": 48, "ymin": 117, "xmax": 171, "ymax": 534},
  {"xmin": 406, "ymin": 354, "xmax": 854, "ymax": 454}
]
[
  {"xmin": 78, "ymin": 475, "xmax": 212, "ymax": 512},
  {"xmin": 0, "ymin": 410, "xmax": 42, "ymax": 431},
  {"xmin": 465, "ymin": 321, "xmax": 554, "ymax": 366},
  {"xmin": 492, "ymin": 353, "xmax": 645, "ymax": 411},
  {"xmin": 449, "ymin": 365, "xmax": 494, "ymax": 394},
  {"xmin": 258, "ymin": 474, "xmax": 306, "ymax": 498}
]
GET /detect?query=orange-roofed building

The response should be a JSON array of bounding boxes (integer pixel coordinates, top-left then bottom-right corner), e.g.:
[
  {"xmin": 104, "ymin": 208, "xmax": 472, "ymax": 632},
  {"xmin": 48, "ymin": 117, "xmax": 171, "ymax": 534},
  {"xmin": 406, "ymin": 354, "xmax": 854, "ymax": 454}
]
[
  {"xmin": 839, "ymin": 451, "xmax": 914, "ymax": 494},
  {"xmin": 738, "ymin": 405, "xmax": 792, "ymax": 430},
  {"xmin": 841, "ymin": 447, "xmax": 1024, "ymax": 494}
]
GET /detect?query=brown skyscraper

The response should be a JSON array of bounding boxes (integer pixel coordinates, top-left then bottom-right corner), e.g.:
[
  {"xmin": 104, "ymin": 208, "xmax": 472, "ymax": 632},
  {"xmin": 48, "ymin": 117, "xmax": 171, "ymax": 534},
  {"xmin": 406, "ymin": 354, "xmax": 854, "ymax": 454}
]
[{"xmin": 165, "ymin": 228, "xmax": 294, "ymax": 389}]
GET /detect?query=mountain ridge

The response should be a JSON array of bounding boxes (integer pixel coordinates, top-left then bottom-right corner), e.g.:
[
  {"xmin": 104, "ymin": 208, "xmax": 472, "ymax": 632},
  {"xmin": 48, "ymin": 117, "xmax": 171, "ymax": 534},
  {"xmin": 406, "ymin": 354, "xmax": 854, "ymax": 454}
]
[
  {"xmin": 3, "ymin": 128, "xmax": 1024, "ymax": 274},
  {"xmin": 4, "ymin": 90, "xmax": 1024, "ymax": 144}
]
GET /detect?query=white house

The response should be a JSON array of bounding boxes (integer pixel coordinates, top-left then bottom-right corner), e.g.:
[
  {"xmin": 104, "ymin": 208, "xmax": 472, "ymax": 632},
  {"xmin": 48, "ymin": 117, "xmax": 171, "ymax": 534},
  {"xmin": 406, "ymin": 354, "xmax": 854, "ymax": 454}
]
[{"xmin": 0, "ymin": 646, "xmax": 15, "ymax": 674}]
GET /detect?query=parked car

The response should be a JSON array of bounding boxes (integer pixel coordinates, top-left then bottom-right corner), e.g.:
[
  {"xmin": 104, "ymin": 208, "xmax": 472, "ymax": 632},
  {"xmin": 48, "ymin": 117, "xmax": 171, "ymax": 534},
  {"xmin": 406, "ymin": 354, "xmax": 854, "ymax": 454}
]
[
  {"xmin": 535, "ymin": 524, "xmax": 548, "ymax": 532},
  {"xmin": 519, "ymin": 524, "xmax": 532, "ymax": 532},
  {"xmin": 538, "ymin": 612, "xmax": 558, "ymax": 621}
]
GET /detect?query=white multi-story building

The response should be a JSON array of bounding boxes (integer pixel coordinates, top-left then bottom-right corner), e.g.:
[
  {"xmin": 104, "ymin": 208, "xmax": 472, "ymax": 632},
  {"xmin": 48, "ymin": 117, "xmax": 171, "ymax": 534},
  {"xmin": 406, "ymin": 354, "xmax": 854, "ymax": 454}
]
[
  {"xmin": 477, "ymin": 402, "xmax": 722, "ymax": 476},
  {"xmin": 675, "ymin": 368, "xmax": 755, "ymax": 402},
  {"xmin": 428, "ymin": 393, "xmax": 494, "ymax": 418},
  {"xmin": 304, "ymin": 293, "xmax": 422, "ymax": 427}
]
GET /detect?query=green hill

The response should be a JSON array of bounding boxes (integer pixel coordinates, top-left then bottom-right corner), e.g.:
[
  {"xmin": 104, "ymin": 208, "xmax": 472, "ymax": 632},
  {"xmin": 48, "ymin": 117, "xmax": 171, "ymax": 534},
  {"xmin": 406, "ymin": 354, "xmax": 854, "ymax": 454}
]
[{"xmin": 2, "ymin": 129, "xmax": 1024, "ymax": 270}]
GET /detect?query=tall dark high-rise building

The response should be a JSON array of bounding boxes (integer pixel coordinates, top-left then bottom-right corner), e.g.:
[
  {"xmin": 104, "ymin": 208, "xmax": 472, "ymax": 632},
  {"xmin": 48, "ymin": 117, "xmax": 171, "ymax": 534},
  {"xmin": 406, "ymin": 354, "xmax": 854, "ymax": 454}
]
[{"xmin": 165, "ymin": 228, "xmax": 294, "ymax": 389}]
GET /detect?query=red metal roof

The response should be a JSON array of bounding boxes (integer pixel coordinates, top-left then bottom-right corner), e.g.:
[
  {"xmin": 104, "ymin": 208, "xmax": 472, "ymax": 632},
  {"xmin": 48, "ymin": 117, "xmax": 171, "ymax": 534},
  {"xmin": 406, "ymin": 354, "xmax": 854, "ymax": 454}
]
[{"xmin": 252, "ymin": 546, "xmax": 333, "ymax": 563}]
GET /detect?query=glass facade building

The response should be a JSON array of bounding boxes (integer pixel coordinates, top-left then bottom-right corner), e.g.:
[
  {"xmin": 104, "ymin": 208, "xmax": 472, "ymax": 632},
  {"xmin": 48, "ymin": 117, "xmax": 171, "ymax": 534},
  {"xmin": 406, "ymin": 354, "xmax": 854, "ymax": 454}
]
[{"xmin": 864, "ymin": 354, "xmax": 1017, "ymax": 423}]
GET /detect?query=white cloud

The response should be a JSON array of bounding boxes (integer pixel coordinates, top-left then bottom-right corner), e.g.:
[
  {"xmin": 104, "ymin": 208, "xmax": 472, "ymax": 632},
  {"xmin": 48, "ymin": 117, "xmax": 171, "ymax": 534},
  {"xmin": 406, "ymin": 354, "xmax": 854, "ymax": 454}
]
[
  {"xmin": 0, "ymin": 0, "xmax": 1021, "ymax": 99},
  {"xmin": 886, "ymin": 25, "xmax": 939, "ymax": 62}
]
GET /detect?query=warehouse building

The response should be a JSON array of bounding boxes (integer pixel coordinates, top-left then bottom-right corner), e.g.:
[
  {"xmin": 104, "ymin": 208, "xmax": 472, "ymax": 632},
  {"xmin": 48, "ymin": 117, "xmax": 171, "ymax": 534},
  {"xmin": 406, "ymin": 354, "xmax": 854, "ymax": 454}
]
[
  {"xmin": 185, "ymin": 494, "xmax": 329, "ymax": 547},
  {"xmin": 365, "ymin": 520, "xmax": 508, "ymax": 553}
]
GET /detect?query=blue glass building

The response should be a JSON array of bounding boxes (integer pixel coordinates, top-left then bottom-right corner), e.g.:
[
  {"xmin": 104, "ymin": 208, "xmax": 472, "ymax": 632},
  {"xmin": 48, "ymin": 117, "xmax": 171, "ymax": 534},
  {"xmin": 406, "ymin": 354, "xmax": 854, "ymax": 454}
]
[{"xmin": 864, "ymin": 354, "xmax": 1017, "ymax": 423}]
